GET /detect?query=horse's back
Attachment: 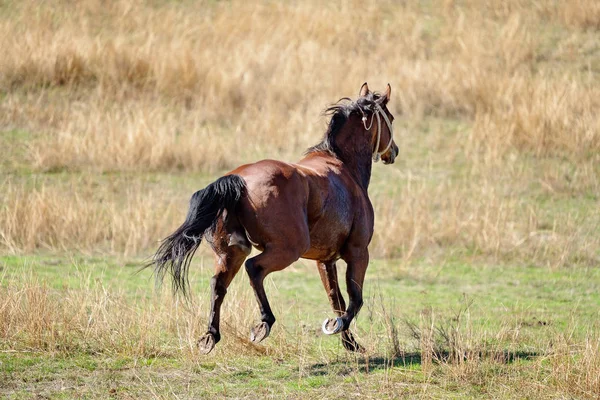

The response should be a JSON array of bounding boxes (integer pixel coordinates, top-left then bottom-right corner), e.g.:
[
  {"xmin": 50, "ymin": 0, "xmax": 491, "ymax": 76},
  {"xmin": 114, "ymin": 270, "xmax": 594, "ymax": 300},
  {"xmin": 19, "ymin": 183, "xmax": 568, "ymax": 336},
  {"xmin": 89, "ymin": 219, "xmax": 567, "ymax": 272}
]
[{"xmin": 230, "ymin": 159, "xmax": 308, "ymax": 209}]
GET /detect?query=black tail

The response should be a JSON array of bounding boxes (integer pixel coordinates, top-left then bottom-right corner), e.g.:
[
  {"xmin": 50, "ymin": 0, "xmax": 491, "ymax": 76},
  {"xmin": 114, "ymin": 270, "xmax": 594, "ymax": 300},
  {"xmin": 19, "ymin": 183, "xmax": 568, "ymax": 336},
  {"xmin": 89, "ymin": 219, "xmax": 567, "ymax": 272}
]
[{"xmin": 149, "ymin": 174, "xmax": 246, "ymax": 295}]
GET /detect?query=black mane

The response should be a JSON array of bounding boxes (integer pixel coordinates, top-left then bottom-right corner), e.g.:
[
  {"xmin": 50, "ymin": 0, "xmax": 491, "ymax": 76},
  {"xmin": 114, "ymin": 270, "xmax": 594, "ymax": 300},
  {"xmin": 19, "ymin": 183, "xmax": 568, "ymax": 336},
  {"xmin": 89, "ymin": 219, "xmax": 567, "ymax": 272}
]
[{"xmin": 305, "ymin": 91, "xmax": 383, "ymax": 157}]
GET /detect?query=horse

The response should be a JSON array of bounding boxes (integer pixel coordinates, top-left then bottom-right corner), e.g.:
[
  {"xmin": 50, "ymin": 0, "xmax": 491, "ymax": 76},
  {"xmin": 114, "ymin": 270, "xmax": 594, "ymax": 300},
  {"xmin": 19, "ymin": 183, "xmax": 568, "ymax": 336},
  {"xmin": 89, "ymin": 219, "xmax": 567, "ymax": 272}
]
[{"xmin": 150, "ymin": 82, "xmax": 398, "ymax": 354}]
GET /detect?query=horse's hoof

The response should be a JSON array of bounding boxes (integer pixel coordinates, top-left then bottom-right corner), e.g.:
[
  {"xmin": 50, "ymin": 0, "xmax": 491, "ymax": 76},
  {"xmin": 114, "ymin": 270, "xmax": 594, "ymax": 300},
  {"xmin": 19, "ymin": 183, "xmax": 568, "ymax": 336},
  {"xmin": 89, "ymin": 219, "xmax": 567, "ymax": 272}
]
[
  {"xmin": 342, "ymin": 331, "xmax": 365, "ymax": 353},
  {"xmin": 250, "ymin": 321, "xmax": 270, "ymax": 343},
  {"xmin": 322, "ymin": 317, "xmax": 344, "ymax": 335},
  {"xmin": 197, "ymin": 333, "xmax": 216, "ymax": 355}
]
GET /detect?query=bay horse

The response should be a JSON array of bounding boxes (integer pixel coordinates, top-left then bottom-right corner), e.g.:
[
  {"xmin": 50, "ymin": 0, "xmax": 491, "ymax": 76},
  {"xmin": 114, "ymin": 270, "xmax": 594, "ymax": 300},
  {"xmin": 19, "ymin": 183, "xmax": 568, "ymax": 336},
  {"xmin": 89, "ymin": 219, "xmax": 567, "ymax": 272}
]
[{"xmin": 150, "ymin": 82, "xmax": 398, "ymax": 354}]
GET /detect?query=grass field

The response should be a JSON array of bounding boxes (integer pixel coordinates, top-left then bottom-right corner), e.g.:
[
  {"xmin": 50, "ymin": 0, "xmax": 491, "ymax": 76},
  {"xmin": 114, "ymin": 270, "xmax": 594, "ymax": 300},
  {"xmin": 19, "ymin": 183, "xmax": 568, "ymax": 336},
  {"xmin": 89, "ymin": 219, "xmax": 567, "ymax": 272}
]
[
  {"xmin": 1, "ymin": 0, "xmax": 600, "ymax": 398},
  {"xmin": 2, "ymin": 255, "xmax": 599, "ymax": 398}
]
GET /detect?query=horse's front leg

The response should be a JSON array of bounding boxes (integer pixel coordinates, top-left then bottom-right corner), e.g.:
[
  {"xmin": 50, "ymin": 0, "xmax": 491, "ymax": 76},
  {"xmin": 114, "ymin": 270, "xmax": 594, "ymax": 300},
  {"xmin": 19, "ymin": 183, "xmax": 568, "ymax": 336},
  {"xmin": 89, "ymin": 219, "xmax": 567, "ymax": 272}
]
[
  {"xmin": 322, "ymin": 247, "xmax": 368, "ymax": 342},
  {"xmin": 317, "ymin": 260, "xmax": 363, "ymax": 352}
]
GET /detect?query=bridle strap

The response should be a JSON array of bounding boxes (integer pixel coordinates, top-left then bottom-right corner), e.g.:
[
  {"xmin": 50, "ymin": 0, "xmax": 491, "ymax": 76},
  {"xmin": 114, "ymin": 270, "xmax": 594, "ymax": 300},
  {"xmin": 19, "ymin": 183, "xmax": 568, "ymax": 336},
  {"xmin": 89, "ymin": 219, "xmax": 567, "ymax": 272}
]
[{"xmin": 362, "ymin": 103, "xmax": 394, "ymax": 162}]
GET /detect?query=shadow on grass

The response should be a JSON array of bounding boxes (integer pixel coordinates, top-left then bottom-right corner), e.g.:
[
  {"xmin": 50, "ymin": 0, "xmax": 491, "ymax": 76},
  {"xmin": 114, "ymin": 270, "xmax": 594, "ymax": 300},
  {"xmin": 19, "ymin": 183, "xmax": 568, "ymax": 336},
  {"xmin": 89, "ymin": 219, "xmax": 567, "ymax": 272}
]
[{"xmin": 309, "ymin": 350, "xmax": 542, "ymax": 375}]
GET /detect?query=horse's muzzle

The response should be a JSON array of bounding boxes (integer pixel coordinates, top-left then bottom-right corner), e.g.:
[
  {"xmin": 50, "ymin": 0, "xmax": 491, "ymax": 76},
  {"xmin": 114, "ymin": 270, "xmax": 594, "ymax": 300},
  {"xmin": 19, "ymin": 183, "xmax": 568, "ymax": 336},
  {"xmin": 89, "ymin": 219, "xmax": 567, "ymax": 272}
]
[{"xmin": 381, "ymin": 145, "xmax": 398, "ymax": 164}]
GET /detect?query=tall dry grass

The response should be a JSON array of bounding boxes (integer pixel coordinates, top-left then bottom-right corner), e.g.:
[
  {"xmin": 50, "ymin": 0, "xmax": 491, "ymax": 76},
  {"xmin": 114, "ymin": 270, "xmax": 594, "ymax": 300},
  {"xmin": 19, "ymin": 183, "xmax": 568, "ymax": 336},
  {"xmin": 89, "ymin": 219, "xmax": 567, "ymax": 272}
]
[
  {"xmin": 370, "ymin": 175, "xmax": 600, "ymax": 266},
  {"xmin": 1, "ymin": 172, "xmax": 597, "ymax": 266},
  {"xmin": 0, "ymin": 0, "xmax": 599, "ymax": 266},
  {"xmin": 1, "ymin": 0, "xmax": 599, "ymax": 171},
  {"xmin": 0, "ymin": 273, "xmax": 280, "ymax": 358},
  {"xmin": 0, "ymin": 180, "xmax": 180, "ymax": 255}
]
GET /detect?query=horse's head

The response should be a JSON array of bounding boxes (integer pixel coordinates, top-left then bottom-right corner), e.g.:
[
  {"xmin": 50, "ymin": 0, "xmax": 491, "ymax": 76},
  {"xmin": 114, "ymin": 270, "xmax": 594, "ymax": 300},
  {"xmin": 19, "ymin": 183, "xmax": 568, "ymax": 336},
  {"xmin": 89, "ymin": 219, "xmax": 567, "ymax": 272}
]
[{"xmin": 358, "ymin": 82, "xmax": 398, "ymax": 165}]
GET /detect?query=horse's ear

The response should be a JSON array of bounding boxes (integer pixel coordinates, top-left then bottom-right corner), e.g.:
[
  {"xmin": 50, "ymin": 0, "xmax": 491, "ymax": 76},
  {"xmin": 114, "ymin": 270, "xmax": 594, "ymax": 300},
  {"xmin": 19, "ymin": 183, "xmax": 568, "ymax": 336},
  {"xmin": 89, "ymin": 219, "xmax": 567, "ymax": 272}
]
[
  {"xmin": 359, "ymin": 82, "xmax": 370, "ymax": 97},
  {"xmin": 382, "ymin": 83, "xmax": 391, "ymax": 104}
]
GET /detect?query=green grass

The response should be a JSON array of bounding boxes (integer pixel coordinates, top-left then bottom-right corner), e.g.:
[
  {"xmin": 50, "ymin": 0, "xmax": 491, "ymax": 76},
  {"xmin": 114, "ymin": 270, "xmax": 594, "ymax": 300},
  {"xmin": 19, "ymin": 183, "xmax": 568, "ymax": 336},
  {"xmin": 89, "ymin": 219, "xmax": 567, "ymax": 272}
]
[{"xmin": 1, "ymin": 254, "xmax": 598, "ymax": 398}]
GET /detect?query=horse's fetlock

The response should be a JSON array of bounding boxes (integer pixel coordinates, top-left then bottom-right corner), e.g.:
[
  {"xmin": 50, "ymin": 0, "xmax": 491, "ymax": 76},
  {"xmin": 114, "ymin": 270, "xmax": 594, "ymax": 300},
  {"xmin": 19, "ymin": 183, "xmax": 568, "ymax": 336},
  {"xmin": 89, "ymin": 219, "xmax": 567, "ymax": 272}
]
[
  {"xmin": 263, "ymin": 314, "xmax": 276, "ymax": 327},
  {"xmin": 355, "ymin": 300, "xmax": 364, "ymax": 314},
  {"xmin": 207, "ymin": 328, "xmax": 221, "ymax": 343}
]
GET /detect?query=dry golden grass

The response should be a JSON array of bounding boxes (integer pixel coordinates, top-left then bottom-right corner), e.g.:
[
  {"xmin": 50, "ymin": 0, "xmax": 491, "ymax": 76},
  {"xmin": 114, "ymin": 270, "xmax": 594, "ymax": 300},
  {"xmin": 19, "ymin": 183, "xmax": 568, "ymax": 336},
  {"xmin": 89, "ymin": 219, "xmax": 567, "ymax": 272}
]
[
  {"xmin": 1, "ymin": 0, "xmax": 599, "ymax": 171},
  {"xmin": 370, "ymin": 175, "xmax": 600, "ymax": 266},
  {"xmin": 1, "ymin": 0, "xmax": 599, "ymax": 267},
  {"xmin": 0, "ymin": 273, "xmax": 277, "ymax": 359},
  {"xmin": 0, "ymin": 180, "xmax": 180, "ymax": 255},
  {"xmin": 2, "ymin": 172, "xmax": 598, "ymax": 266},
  {"xmin": 28, "ymin": 98, "xmax": 239, "ymax": 173}
]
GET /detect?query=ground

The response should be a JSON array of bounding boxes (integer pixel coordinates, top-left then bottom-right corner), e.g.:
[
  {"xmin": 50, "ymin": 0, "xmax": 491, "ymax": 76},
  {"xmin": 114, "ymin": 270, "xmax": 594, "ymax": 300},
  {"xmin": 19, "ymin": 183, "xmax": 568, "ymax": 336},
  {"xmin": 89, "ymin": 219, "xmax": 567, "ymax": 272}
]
[{"xmin": 1, "ymin": 254, "xmax": 599, "ymax": 398}]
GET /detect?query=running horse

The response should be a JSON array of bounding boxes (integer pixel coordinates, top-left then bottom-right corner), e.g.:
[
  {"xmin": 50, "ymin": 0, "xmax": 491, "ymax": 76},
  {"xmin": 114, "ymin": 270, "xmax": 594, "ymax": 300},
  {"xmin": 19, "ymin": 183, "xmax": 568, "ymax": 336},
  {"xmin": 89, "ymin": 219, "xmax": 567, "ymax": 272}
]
[{"xmin": 150, "ymin": 83, "xmax": 398, "ymax": 354}]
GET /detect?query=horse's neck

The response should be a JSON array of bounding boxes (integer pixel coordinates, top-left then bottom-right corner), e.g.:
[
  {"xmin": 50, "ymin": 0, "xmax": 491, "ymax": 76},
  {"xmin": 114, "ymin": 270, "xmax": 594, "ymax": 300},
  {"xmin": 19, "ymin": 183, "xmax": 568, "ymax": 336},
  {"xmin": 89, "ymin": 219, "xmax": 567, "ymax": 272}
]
[{"xmin": 336, "ymin": 120, "xmax": 373, "ymax": 191}]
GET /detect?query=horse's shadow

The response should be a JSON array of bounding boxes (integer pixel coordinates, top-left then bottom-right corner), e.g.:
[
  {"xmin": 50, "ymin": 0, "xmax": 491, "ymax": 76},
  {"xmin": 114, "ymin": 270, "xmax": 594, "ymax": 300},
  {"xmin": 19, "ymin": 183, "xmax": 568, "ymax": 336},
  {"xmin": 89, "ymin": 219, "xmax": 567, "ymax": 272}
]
[{"xmin": 308, "ymin": 350, "xmax": 542, "ymax": 375}]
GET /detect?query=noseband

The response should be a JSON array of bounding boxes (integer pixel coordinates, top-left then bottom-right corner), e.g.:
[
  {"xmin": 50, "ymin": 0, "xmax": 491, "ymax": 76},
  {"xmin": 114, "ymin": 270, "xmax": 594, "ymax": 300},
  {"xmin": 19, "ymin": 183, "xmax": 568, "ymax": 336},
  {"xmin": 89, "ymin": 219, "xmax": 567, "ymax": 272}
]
[{"xmin": 361, "ymin": 103, "xmax": 394, "ymax": 162}]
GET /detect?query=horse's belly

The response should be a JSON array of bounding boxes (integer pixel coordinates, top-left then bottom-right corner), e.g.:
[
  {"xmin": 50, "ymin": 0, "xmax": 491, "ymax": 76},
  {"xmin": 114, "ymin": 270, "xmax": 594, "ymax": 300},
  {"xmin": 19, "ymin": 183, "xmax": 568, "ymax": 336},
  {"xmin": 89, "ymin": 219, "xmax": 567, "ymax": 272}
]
[
  {"xmin": 301, "ymin": 218, "xmax": 350, "ymax": 261},
  {"xmin": 301, "ymin": 246, "xmax": 337, "ymax": 261}
]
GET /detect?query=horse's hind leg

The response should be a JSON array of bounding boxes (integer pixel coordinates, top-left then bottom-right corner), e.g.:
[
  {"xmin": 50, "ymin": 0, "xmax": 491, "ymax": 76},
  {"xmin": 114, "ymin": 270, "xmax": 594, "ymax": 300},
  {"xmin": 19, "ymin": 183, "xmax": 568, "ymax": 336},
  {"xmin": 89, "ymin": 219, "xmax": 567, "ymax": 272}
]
[
  {"xmin": 197, "ymin": 229, "xmax": 250, "ymax": 354},
  {"xmin": 317, "ymin": 260, "xmax": 363, "ymax": 352},
  {"xmin": 245, "ymin": 246, "xmax": 302, "ymax": 343}
]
